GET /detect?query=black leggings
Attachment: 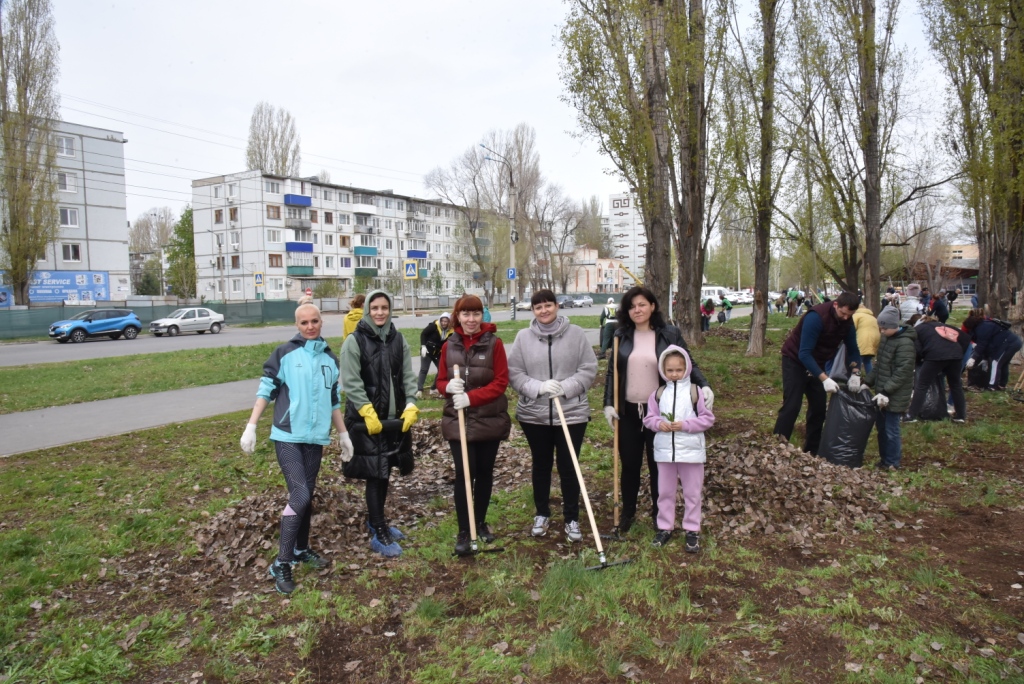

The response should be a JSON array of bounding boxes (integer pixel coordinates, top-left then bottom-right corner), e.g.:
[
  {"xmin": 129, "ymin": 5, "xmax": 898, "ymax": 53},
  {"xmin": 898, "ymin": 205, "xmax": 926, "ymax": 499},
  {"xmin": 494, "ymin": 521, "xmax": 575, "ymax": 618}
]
[
  {"xmin": 618, "ymin": 401, "xmax": 657, "ymax": 522},
  {"xmin": 448, "ymin": 439, "xmax": 500, "ymax": 534},
  {"xmin": 365, "ymin": 477, "xmax": 390, "ymax": 530},
  {"xmin": 274, "ymin": 441, "xmax": 323, "ymax": 563},
  {"xmin": 520, "ymin": 421, "xmax": 586, "ymax": 523}
]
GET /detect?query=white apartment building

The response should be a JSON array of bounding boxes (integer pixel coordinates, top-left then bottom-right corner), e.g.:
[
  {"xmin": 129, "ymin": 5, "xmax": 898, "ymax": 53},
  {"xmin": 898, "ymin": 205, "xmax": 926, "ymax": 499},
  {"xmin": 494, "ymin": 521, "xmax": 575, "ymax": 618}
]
[
  {"xmin": 191, "ymin": 171, "xmax": 477, "ymax": 301},
  {"xmin": 23, "ymin": 121, "xmax": 130, "ymax": 302},
  {"xmin": 607, "ymin": 192, "xmax": 645, "ymax": 286}
]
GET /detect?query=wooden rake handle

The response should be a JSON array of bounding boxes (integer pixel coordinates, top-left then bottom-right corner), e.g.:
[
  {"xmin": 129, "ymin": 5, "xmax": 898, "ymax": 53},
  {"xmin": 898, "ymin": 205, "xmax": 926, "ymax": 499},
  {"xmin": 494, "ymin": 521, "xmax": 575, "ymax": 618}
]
[{"xmin": 553, "ymin": 396, "xmax": 605, "ymax": 557}]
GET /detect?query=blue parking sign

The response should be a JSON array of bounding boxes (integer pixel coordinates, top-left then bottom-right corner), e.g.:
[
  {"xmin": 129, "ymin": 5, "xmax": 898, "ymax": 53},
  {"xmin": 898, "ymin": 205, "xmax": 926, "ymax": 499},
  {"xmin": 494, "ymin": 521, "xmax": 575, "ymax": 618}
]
[{"xmin": 507, "ymin": 268, "xmax": 517, "ymax": 280}]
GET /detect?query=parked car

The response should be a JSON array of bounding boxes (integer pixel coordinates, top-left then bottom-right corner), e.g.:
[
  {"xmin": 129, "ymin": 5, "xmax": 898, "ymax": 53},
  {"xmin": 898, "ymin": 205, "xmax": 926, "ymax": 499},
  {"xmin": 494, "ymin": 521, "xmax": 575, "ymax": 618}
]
[
  {"xmin": 149, "ymin": 307, "xmax": 225, "ymax": 337},
  {"xmin": 726, "ymin": 291, "xmax": 753, "ymax": 305},
  {"xmin": 49, "ymin": 309, "xmax": 142, "ymax": 343},
  {"xmin": 516, "ymin": 300, "xmax": 533, "ymax": 311},
  {"xmin": 555, "ymin": 295, "xmax": 576, "ymax": 309},
  {"xmin": 572, "ymin": 295, "xmax": 594, "ymax": 307}
]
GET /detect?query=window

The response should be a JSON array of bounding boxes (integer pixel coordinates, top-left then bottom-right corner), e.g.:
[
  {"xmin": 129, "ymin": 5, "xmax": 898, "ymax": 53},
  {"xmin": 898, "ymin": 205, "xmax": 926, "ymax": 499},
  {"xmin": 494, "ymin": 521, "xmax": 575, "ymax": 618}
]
[
  {"xmin": 385, "ymin": 239, "xmax": 393, "ymax": 250},
  {"xmin": 356, "ymin": 215, "xmax": 370, "ymax": 226},
  {"xmin": 397, "ymin": 221, "xmax": 404, "ymax": 232},
  {"xmin": 339, "ymin": 192, "xmax": 350, "ymax": 203},
  {"xmin": 229, "ymin": 207, "xmax": 238, "ymax": 222},
  {"xmin": 310, "ymin": 210, "xmax": 318, "ymax": 223},
  {"xmin": 231, "ymin": 278, "xmax": 242, "ymax": 293},
  {"xmin": 228, "ymin": 183, "xmax": 237, "ymax": 197},
  {"xmin": 214, "ymin": 209, "xmax": 224, "ymax": 224},
  {"xmin": 58, "ymin": 172, "xmax": 77, "ymax": 192},
  {"xmin": 267, "ymin": 205, "xmax": 281, "ymax": 220},
  {"xmin": 61, "ymin": 243, "xmax": 81, "ymax": 261},
  {"xmin": 325, "ymin": 256, "xmax": 334, "ymax": 268},
  {"xmin": 324, "ymin": 190, "xmax": 332, "ymax": 201},
  {"xmin": 56, "ymin": 136, "xmax": 75, "ymax": 156},
  {"xmin": 312, "ymin": 232, "xmax": 318, "ymax": 244},
  {"xmin": 397, "ymin": 201, "xmax": 405, "ymax": 211},
  {"xmin": 341, "ymin": 257, "xmax": 352, "ymax": 268},
  {"xmin": 311, "ymin": 187, "xmax": 319, "ymax": 199},
  {"xmin": 287, "ymin": 207, "xmax": 305, "ymax": 219},
  {"xmin": 268, "ymin": 254, "xmax": 283, "ymax": 268},
  {"xmin": 213, "ymin": 186, "xmax": 221, "ymax": 198},
  {"xmin": 373, "ymin": 218, "xmax": 380, "ymax": 228},
  {"xmin": 294, "ymin": 229, "xmax": 311, "ymax": 241},
  {"xmin": 359, "ymin": 235, "xmax": 375, "ymax": 247},
  {"xmin": 434, "ymin": 207, "xmax": 441, "ymax": 216},
  {"xmin": 314, "ymin": 256, "xmax": 320, "ymax": 268},
  {"xmin": 59, "ymin": 207, "xmax": 78, "ymax": 227},
  {"xmin": 325, "ymin": 234, "xmax": 334, "ymax": 246},
  {"xmin": 215, "ymin": 256, "xmax": 226, "ymax": 270},
  {"xmin": 444, "ymin": 208, "xmax": 451, "ymax": 218},
  {"xmin": 340, "ymin": 236, "xmax": 351, "ymax": 248},
  {"xmin": 267, "ymin": 229, "xmax": 282, "ymax": 243},
  {"xmin": 324, "ymin": 211, "xmax": 333, "ymax": 224},
  {"xmin": 265, "ymin": 181, "xmax": 281, "ymax": 193},
  {"xmin": 400, "ymin": 240, "xmax": 406, "ymax": 250},
  {"xmin": 215, "ymin": 232, "xmax": 224, "ymax": 245},
  {"xmin": 269, "ymin": 277, "xmax": 284, "ymax": 292},
  {"xmin": 386, "ymin": 259, "xmax": 394, "ymax": 271},
  {"xmin": 384, "ymin": 199, "xmax": 393, "ymax": 209},
  {"xmin": 338, "ymin": 214, "xmax": 350, "ymax": 225},
  {"xmin": 230, "ymin": 231, "xmax": 240, "ymax": 245},
  {"xmin": 231, "ymin": 255, "xmax": 240, "ymax": 269},
  {"xmin": 445, "ymin": 226, "xmax": 451, "ymax": 237}
]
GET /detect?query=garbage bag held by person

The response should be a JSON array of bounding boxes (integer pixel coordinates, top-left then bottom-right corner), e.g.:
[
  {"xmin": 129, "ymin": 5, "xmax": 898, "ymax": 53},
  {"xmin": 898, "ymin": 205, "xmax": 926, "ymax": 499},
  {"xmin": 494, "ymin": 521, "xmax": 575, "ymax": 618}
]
[
  {"xmin": 818, "ymin": 388, "xmax": 876, "ymax": 468},
  {"xmin": 918, "ymin": 376, "xmax": 948, "ymax": 421}
]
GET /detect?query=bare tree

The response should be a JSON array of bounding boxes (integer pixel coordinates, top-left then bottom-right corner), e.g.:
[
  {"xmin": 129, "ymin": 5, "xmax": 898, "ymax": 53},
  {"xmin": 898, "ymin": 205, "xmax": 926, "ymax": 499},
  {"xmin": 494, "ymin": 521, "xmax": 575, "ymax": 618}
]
[
  {"xmin": 245, "ymin": 102, "xmax": 301, "ymax": 176},
  {"xmin": 0, "ymin": 0, "xmax": 59, "ymax": 305},
  {"xmin": 316, "ymin": 169, "xmax": 330, "ymax": 183},
  {"xmin": 128, "ymin": 206, "xmax": 176, "ymax": 254}
]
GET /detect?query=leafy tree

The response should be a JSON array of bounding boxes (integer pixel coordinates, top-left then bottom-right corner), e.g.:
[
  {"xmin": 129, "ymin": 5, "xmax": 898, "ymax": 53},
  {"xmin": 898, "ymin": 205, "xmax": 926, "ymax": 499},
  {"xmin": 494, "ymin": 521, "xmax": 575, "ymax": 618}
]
[
  {"xmin": 164, "ymin": 206, "xmax": 197, "ymax": 298},
  {"xmin": 0, "ymin": 0, "xmax": 60, "ymax": 305},
  {"xmin": 136, "ymin": 256, "xmax": 162, "ymax": 296},
  {"xmin": 245, "ymin": 101, "xmax": 301, "ymax": 176}
]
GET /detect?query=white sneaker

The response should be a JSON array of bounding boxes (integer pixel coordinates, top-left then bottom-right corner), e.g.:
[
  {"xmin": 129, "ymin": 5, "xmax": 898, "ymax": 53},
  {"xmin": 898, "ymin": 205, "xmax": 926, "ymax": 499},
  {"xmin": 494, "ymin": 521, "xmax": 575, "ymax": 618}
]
[
  {"xmin": 531, "ymin": 516, "xmax": 550, "ymax": 537},
  {"xmin": 565, "ymin": 520, "xmax": 582, "ymax": 542}
]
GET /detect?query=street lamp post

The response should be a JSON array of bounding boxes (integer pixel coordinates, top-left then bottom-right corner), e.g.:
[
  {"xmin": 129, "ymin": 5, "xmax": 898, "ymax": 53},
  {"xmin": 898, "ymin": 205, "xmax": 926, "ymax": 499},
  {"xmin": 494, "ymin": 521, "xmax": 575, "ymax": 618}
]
[{"xmin": 480, "ymin": 144, "xmax": 518, "ymax": 320}]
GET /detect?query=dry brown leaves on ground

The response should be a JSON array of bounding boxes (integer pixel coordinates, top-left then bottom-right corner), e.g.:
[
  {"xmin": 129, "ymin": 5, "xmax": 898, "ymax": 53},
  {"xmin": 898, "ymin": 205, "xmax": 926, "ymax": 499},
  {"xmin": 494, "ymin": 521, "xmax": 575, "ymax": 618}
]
[{"xmin": 704, "ymin": 431, "xmax": 899, "ymax": 546}]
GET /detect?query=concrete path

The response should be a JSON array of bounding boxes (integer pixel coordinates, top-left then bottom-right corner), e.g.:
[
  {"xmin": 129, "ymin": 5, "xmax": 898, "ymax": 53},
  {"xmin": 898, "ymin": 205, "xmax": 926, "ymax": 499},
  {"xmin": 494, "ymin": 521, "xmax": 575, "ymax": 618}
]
[{"xmin": 0, "ymin": 329, "xmax": 603, "ymax": 457}]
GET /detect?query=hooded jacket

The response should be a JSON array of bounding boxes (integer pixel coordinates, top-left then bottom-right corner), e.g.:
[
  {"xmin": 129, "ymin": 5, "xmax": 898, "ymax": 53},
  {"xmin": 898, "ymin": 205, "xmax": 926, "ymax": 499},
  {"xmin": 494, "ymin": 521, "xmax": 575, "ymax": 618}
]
[
  {"xmin": 507, "ymin": 315, "xmax": 597, "ymax": 425},
  {"xmin": 969, "ymin": 319, "xmax": 1021, "ymax": 362},
  {"xmin": 436, "ymin": 322, "xmax": 511, "ymax": 442},
  {"xmin": 257, "ymin": 334, "xmax": 341, "ymax": 445},
  {"xmin": 419, "ymin": 316, "xmax": 452, "ymax": 357},
  {"xmin": 899, "ymin": 285, "xmax": 922, "ymax": 322},
  {"xmin": 864, "ymin": 325, "xmax": 917, "ymax": 413},
  {"xmin": 342, "ymin": 307, "xmax": 363, "ymax": 339},
  {"xmin": 339, "ymin": 290, "xmax": 417, "ymax": 479},
  {"xmin": 641, "ymin": 346, "xmax": 716, "ymax": 463},
  {"xmin": 852, "ymin": 305, "xmax": 880, "ymax": 357}
]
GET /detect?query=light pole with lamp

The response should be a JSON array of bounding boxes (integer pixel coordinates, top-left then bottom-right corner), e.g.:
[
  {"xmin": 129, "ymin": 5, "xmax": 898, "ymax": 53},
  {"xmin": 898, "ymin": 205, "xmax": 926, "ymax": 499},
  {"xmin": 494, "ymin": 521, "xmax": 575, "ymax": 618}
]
[{"xmin": 480, "ymin": 144, "xmax": 518, "ymax": 320}]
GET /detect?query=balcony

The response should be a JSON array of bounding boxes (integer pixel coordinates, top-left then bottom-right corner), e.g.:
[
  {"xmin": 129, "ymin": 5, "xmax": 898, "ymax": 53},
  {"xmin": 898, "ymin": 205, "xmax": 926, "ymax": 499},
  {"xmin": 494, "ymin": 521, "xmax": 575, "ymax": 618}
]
[
  {"xmin": 287, "ymin": 265, "xmax": 313, "ymax": 276},
  {"xmin": 285, "ymin": 242, "xmax": 313, "ymax": 253},
  {"xmin": 474, "ymin": 237, "xmax": 491, "ymax": 246},
  {"xmin": 406, "ymin": 249, "xmax": 428, "ymax": 259},
  {"xmin": 354, "ymin": 246, "xmax": 378, "ymax": 257},
  {"xmin": 354, "ymin": 224, "xmax": 374, "ymax": 234},
  {"xmin": 352, "ymin": 198, "xmax": 377, "ymax": 215},
  {"xmin": 285, "ymin": 218, "xmax": 311, "ymax": 229},
  {"xmin": 419, "ymin": 269, "xmax": 429, "ymax": 279},
  {"xmin": 354, "ymin": 267, "xmax": 378, "ymax": 277},
  {"xmin": 284, "ymin": 194, "xmax": 311, "ymax": 207}
]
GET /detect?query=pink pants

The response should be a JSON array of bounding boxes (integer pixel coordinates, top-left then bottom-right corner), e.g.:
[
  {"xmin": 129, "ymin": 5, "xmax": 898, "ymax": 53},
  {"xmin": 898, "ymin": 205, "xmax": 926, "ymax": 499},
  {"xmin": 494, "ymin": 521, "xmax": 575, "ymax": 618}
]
[{"xmin": 656, "ymin": 462, "xmax": 704, "ymax": 532}]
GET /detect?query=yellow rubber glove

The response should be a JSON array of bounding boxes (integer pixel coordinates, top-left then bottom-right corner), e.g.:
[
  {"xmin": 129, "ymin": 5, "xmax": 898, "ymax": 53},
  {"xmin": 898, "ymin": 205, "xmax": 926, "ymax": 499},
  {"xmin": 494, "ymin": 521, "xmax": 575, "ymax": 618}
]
[
  {"xmin": 400, "ymin": 403, "xmax": 419, "ymax": 432},
  {"xmin": 358, "ymin": 403, "xmax": 383, "ymax": 435}
]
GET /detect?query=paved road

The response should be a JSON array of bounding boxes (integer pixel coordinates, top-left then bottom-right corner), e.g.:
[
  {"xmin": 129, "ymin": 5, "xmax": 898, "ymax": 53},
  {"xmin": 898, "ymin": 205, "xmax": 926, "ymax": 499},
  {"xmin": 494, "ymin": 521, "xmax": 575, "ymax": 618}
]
[{"xmin": 0, "ymin": 305, "xmax": 751, "ymax": 368}]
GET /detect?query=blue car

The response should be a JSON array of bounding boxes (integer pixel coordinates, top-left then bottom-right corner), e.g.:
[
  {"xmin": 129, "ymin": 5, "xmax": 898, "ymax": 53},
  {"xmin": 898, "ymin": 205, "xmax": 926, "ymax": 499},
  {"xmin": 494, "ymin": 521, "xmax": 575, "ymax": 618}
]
[{"xmin": 48, "ymin": 309, "xmax": 143, "ymax": 343}]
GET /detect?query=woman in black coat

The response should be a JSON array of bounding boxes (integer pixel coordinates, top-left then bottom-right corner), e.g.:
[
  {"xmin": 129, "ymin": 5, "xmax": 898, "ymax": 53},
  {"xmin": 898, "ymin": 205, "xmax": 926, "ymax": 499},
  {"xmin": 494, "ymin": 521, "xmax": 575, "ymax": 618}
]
[{"xmin": 904, "ymin": 317, "xmax": 968, "ymax": 422}]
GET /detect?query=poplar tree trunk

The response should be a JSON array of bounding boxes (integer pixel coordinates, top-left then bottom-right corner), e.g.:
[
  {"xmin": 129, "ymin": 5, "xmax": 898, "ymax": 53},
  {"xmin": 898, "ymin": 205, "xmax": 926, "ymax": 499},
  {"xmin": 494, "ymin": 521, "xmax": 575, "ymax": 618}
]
[
  {"xmin": 642, "ymin": 0, "xmax": 673, "ymax": 309},
  {"xmin": 860, "ymin": 0, "xmax": 882, "ymax": 313}
]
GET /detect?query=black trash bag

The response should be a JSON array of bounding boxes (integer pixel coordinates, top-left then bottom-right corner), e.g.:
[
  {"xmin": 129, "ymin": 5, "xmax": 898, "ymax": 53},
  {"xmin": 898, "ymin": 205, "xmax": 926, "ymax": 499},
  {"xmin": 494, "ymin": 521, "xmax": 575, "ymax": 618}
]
[
  {"xmin": 819, "ymin": 388, "xmax": 875, "ymax": 468},
  {"xmin": 967, "ymin": 362, "xmax": 989, "ymax": 388},
  {"xmin": 919, "ymin": 376, "xmax": 948, "ymax": 421}
]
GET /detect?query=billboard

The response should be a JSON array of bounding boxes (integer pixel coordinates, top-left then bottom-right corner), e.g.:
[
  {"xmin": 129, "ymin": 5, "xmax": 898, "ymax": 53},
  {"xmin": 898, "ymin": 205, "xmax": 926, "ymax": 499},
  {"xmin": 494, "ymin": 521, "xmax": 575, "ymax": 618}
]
[
  {"xmin": 0, "ymin": 270, "xmax": 110, "ymax": 304},
  {"xmin": 0, "ymin": 285, "xmax": 11, "ymax": 308}
]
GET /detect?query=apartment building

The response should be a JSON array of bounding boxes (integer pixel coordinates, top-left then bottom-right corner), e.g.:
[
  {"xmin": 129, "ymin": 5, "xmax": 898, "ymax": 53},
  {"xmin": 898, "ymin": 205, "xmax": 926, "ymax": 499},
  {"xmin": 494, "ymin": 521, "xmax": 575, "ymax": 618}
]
[
  {"xmin": 190, "ymin": 170, "xmax": 477, "ymax": 301},
  {"xmin": 3, "ymin": 121, "xmax": 130, "ymax": 304},
  {"xmin": 607, "ymin": 192, "xmax": 644, "ymax": 287}
]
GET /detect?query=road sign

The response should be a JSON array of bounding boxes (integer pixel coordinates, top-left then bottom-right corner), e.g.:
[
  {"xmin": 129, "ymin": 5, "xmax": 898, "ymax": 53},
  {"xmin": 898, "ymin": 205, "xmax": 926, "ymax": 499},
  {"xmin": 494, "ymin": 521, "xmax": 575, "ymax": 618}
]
[
  {"xmin": 507, "ymin": 267, "xmax": 517, "ymax": 280},
  {"xmin": 404, "ymin": 260, "xmax": 418, "ymax": 279},
  {"xmin": 305, "ymin": 287, "xmax": 313, "ymax": 296},
  {"xmin": 253, "ymin": 272, "xmax": 264, "ymax": 286}
]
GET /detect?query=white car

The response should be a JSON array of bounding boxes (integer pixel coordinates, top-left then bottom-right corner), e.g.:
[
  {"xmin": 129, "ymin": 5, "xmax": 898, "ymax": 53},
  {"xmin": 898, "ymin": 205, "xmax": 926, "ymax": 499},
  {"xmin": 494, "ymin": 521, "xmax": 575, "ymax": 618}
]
[
  {"xmin": 149, "ymin": 307, "xmax": 225, "ymax": 336},
  {"xmin": 516, "ymin": 300, "xmax": 532, "ymax": 311},
  {"xmin": 727, "ymin": 291, "xmax": 753, "ymax": 305},
  {"xmin": 572, "ymin": 295, "xmax": 594, "ymax": 307}
]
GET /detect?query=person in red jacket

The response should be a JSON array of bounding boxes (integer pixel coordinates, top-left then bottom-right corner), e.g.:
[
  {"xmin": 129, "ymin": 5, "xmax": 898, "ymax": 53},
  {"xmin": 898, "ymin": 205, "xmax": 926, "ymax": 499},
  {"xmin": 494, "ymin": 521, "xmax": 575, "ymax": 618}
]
[{"xmin": 435, "ymin": 295, "xmax": 511, "ymax": 555}]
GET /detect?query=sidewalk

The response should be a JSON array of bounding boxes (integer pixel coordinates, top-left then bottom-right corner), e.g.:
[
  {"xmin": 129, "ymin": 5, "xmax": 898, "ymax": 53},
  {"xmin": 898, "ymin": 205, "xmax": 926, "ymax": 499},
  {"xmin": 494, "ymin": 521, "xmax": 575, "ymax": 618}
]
[{"xmin": 0, "ymin": 329, "xmax": 603, "ymax": 457}]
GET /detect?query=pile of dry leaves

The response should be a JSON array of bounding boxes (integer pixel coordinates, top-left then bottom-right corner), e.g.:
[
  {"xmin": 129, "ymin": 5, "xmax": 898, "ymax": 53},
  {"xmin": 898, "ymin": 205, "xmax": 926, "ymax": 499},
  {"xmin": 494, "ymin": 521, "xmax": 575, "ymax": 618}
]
[
  {"xmin": 704, "ymin": 431, "xmax": 899, "ymax": 546},
  {"xmin": 191, "ymin": 420, "xmax": 532, "ymax": 577}
]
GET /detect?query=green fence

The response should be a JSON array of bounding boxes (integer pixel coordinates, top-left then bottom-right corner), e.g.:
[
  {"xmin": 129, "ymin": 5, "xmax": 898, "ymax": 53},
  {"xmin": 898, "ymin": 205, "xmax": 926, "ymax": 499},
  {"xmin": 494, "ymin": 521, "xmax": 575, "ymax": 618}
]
[{"xmin": 0, "ymin": 300, "xmax": 305, "ymax": 340}]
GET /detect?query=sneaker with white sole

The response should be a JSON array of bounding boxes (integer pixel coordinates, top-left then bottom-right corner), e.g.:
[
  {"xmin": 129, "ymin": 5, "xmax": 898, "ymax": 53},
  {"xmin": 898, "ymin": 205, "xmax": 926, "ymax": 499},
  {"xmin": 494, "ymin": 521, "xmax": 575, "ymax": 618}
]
[
  {"xmin": 564, "ymin": 520, "xmax": 582, "ymax": 542},
  {"xmin": 531, "ymin": 515, "xmax": 550, "ymax": 537}
]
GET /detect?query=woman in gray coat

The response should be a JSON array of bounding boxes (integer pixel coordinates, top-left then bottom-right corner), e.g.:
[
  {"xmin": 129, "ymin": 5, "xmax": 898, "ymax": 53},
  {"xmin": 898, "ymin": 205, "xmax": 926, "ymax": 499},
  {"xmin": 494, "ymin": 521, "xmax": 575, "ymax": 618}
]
[{"xmin": 507, "ymin": 289, "xmax": 597, "ymax": 542}]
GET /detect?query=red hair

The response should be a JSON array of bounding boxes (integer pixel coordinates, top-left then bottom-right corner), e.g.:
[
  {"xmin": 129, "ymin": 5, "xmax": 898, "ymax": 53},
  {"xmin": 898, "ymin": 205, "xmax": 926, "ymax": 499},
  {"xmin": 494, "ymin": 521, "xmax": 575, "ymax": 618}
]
[{"xmin": 452, "ymin": 294, "xmax": 484, "ymax": 319}]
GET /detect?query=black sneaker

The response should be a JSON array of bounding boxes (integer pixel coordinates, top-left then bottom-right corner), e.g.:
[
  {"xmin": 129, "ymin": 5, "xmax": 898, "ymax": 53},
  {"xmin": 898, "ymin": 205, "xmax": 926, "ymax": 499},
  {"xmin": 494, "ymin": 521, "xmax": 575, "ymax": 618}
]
[
  {"xmin": 292, "ymin": 548, "xmax": 330, "ymax": 569},
  {"xmin": 618, "ymin": 515, "xmax": 635, "ymax": 535},
  {"xmin": 269, "ymin": 560, "xmax": 296, "ymax": 594},
  {"xmin": 684, "ymin": 531, "xmax": 700, "ymax": 554},
  {"xmin": 476, "ymin": 523, "xmax": 495, "ymax": 544},
  {"xmin": 901, "ymin": 414, "xmax": 919, "ymax": 424},
  {"xmin": 652, "ymin": 529, "xmax": 673, "ymax": 547},
  {"xmin": 454, "ymin": 531, "xmax": 473, "ymax": 556}
]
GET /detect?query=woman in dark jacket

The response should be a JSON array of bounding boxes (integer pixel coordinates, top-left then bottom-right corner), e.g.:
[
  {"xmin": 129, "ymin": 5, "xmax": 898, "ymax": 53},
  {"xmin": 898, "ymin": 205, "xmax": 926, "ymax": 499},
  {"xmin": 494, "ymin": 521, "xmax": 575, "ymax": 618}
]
[
  {"xmin": 436, "ymin": 294, "xmax": 511, "ymax": 555},
  {"xmin": 904, "ymin": 316, "xmax": 969, "ymax": 422},
  {"xmin": 339, "ymin": 290, "xmax": 419, "ymax": 558},
  {"xmin": 603, "ymin": 286, "xmax": 715, "ymax": 533},
  {"xmin": 964, "ymin": 315, "xmax": 1024, "ymax": 390}
]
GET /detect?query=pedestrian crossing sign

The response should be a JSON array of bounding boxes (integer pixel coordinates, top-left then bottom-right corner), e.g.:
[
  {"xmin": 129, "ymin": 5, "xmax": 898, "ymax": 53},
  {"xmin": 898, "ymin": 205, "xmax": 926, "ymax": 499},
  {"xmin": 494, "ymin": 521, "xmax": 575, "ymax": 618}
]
[
  {"xmin": 404, "ymin": 260, "xmax": 418, "ymax": 279},
  {"xmin": 254, "ymin": 272, "xmax": 264, "ymax": 286}
]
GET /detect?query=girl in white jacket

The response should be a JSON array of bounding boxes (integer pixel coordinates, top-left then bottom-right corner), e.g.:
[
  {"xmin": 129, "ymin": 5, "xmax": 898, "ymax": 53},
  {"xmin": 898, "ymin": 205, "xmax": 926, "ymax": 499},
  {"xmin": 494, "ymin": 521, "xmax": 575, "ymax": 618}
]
[{"xmin": 642, "ymin": 346, "xmax": 716, "ymax": 551}]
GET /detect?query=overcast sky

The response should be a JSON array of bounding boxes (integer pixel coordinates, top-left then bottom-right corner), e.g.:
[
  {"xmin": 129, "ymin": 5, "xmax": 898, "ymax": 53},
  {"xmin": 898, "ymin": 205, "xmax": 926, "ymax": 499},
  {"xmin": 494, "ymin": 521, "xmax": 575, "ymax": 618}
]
[{"xmin": 52, "ymin": 0, "xmax": 942, "ymax": 227}]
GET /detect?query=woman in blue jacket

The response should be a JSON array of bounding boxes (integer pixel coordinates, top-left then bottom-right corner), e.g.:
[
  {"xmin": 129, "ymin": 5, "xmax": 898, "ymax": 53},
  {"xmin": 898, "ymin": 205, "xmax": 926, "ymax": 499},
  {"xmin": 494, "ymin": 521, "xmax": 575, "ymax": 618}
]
[
  {"xmin": 240, "ymin": 297, "xmax": 353, "ymax": 595},
  {"xmin": 964, "ymin": 315, "xmax": 1024, "ymax": 390}
]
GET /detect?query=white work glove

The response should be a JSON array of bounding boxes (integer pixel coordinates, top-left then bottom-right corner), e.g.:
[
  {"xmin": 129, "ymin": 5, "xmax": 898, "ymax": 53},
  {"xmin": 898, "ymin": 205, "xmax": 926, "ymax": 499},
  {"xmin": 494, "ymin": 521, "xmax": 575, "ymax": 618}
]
[
  {"xmin": 822, "ymin": 378, "xmax": 840, "ymax": 394},
  {"xmin": 702, "ymin": 386, "xmax": 715, "ymax": 410},
  {"xmin": 446, "ymin": 377, "xmax": 465, "ymax": 394},
  {"xmin": 604, "ymin": 406, "xmax": 619, "ymax": 428},
  {"xmin": 338, "ymin": 431, "xmax": 354, "ymax": 462},
  {"xmin": 540, "ymin": 379, "xmax": 564, "ymax": 397},
  {"xmin": 240, "ymin": 423, "xmax": 258, "ymax": 454},
  {"xmin": 415, "ymin": 390, "xmax": 423, "ymax": 400},
  {"xmin": 847, "ymin": 375, "xmax": 862, "ymax": 392},
  {"xmin": 873, "ymin": 393, "xmax": 889, "ymax": 408},
  {"xmin": 421, "ymin": 345, "xmax": 429, "ymax": 357},
  {"xmin": 452, "ymin": 393, "xmax": 471, "ymax": 410},
  {"xmin": 966, "ymin": 358, "xmax": 976, "ymax": 370}
]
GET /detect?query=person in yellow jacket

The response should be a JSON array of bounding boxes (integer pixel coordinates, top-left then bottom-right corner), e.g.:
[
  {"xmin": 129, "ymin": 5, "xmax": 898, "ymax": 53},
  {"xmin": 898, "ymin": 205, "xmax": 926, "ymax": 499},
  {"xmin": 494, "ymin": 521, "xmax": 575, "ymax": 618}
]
[
  {"xmin": 342, "ymin": 294, "xmax": 365, "ymax": 339},
  {"xmin": 853, "ymin": 300, "xmax": 880, "ymax": 374}
]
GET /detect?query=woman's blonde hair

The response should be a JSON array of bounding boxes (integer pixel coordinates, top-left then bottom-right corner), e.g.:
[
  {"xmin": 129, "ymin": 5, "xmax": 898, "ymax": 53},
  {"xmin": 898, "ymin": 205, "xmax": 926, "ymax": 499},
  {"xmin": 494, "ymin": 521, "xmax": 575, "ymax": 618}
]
[{"xmin": 295, "ymin": 295, "xmax": 321, "ymax": 322}]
